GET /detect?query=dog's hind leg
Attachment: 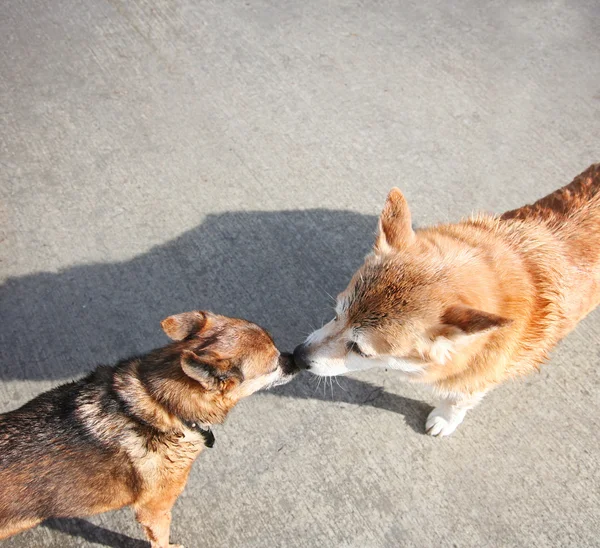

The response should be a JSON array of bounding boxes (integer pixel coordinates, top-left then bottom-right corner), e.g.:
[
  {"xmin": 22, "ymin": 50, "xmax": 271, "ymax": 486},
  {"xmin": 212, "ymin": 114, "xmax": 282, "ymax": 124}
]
[
  {"xmin": 134, "ymin": 498, "xmax": 182, "ymax": 548},
  {"xmin": 425, "ymin": 390, "xmax": 488, "ymax": 437},
  {"xmin": 0, "ymin": 518, "xmax": 43, "ymax": 540}
]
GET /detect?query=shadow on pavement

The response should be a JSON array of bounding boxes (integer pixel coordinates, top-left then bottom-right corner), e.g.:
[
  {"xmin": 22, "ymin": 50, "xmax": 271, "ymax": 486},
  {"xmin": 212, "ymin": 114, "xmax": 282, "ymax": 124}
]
[
  {"xmin": 2, "ymin": 208, "xmax": 428, "ymax": 425},
  {"xmin": 1, "ymin": 209, "xmax": 376, "ymax": 381},
  {"xmin": 43, "ymin": 518, "xmax": 148, "ymax": 548},
  {"xmin": 272, "ymin": 374, "xmax": 431, "ymax": 434}
]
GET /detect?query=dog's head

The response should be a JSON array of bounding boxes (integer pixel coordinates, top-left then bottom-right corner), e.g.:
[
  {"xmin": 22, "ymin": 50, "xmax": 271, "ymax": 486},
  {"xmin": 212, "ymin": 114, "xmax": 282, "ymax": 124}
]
[
  {"xmin": 161, "ymin": 311, "xmax": 299, "ymax": 401},
  {"xmin": 294, "ymin": 189, "xmax": 510, "ymax": 377}
]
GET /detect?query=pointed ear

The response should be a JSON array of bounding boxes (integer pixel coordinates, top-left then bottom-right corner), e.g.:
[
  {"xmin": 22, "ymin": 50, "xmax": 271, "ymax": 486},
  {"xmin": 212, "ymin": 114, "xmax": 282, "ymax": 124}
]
[
  {"xmin": 441, "ymin": 305, "xmax": 512, "ymax": 334},
  {"xmin": 180, "ymin": 350, "xmax": 220, "ymax": 390},
  {"xmin": 374, "ymin": 188, "xmax": 415, "ymax": 253},
  {"xmin": 161, "ymin": 311, "xmax": 209, "ymax": 341},
  {"xmin": 180, "ymin": 350, "xmax": 243, "ymax": 391},
  {"xmin": 428, "ymin": 305, "xmax": 512, "ymax": 364}
]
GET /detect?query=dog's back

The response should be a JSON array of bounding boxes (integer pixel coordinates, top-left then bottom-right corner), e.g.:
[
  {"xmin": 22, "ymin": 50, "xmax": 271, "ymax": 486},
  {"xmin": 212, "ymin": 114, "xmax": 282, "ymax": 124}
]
[
  {"xmin": 501, "ymin": 163, "xmax": 600, "ymax": 323},
  {"xmin": 502, "ymin": 163, "xmax": 600, "ymax": 229},
  {"xmin": 0, "ymin": 368, "xmax": 138, "ymax": 538}
]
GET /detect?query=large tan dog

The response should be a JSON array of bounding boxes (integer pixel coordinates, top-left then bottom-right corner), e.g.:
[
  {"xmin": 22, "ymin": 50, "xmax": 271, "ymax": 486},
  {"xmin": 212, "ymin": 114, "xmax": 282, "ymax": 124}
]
[{"xmin": 294, "ymin": 164, "xmax": 600, "ymax": 436}]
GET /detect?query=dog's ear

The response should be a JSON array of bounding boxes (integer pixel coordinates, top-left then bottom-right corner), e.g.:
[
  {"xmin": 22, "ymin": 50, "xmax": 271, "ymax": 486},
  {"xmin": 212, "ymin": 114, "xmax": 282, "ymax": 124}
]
[
  {"xmin": 180, "ymin": 350, "xmax": 242, "ymax": 392},
  {"xmin": 180, "ymin": 350, "xmax": 219, "ymax": 390},
  {"xmin": 374, "ymin": 188, "xmax": 415, "ymax": 254},
  {"xmin": 427, "ymin": 305, "xmax": 512, "ymax": 364},
  {"xmin": 441, "ymin": 306, "xmax": 511, "ymax": 334},
  {"xmin": 161, "ymin": 311, "xmax": 210, "ymax": 341}
]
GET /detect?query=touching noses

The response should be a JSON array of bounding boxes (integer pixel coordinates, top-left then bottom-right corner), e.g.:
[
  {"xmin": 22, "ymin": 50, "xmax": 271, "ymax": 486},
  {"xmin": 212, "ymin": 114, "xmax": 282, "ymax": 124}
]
[{"xmin": 292, "ymin": 343, "xmax": 311, "ymax": 370}]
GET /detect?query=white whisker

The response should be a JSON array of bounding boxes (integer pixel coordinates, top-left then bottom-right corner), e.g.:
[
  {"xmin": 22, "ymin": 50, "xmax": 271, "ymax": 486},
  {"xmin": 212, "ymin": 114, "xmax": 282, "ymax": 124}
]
[
  {"xmin": 315, "ymin": 376, "xmax": 323, "ymax": 392},
  {"xmin": 334, "ymin": 376, "xmax": 348, "ymax": 393},
  {"xmin": 322, "ymin": 289, "xmax": 336, "ymax": 303}
]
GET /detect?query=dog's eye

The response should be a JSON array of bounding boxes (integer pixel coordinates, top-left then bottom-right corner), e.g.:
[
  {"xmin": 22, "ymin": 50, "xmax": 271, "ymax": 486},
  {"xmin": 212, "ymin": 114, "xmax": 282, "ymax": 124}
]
[{"xmin": 346, "ymin": 341, "xmax": 369, "ymax": 358}]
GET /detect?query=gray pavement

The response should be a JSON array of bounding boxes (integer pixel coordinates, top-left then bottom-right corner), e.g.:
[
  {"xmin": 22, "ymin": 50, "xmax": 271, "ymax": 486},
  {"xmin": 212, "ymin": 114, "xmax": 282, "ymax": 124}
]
[{"xmin": 1, "ymin": 0, "xmax": 599, "ymax": 546}]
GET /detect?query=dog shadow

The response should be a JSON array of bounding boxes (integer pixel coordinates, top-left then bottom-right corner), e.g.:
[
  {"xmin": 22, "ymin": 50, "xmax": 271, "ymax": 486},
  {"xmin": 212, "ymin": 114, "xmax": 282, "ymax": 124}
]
[
  {"xmin": 272, "ymin": 374, "xmax": 431, "ymax": 433},
  {"xmin": 1, "ymin": 209, "xmax": 372, "ymax": 379},
  {"xmin": 2, "ymin": 207, "xmax": 429, "ymax": 417},
  {"xmin": 43, "ymin": 518, "xmax": 147, "ymax": 548},
  {"xmin": 1, "ymin": 208, "xmax": 428, "ymax": 422}
]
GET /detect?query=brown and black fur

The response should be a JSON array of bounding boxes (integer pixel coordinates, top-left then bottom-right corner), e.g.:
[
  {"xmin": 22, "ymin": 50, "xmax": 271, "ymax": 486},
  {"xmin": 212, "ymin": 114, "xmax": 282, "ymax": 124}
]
[{"xmin": 0, "ymin": 311, "xmax": 298, "ymax": 546}]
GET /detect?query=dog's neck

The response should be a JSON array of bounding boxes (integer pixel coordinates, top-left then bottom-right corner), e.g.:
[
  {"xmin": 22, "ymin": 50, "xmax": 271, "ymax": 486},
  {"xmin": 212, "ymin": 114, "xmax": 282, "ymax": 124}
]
[{"xmin": 179, "ymin": 419, "xmax": 215, "ymax": 447}]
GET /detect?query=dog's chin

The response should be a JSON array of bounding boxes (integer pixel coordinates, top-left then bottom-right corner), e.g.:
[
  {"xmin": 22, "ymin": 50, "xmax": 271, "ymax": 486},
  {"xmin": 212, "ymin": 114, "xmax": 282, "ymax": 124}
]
[
  {"xmin": 307, "ymin": 359, "xmax": 366, "ymax": 377},
  {"xmin": 262, "ymin": 366, "xmax": 303, "ymax": 389},
  {"xmin": 270, "ymin": 371, "xmax": 299, "ymax": 387},
  {"xmin": 308, "ymin": 355, "xmax": 426, "ymax": 378},
  {"xmin": 308, "ymin": 366, "xmax": 347, "ymax": 377}
]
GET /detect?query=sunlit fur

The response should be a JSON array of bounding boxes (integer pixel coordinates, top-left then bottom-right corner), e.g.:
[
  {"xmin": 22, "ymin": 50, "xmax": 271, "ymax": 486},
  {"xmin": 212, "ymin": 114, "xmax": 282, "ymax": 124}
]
[{"xmin": 301, "ymin": 163, "xmax": 600, "ymax": 435}]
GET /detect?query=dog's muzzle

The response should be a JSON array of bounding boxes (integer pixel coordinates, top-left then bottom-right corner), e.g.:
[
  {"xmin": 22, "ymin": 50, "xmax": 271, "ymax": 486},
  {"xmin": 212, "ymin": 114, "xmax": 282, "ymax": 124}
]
[
  {"xmin": 279, "ymin": 352, "xmax": 301, "ymax": 375},
  {"xmin": 292, "ymin": 344, "xmax": 311, "ymax": 370}
]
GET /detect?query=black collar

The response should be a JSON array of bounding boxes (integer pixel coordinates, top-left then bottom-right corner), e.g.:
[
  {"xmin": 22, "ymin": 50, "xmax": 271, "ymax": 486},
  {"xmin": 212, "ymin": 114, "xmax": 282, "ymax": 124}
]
[{"xmin": 183, "ymin": 420, "xmax": 215, "ymax": 448}]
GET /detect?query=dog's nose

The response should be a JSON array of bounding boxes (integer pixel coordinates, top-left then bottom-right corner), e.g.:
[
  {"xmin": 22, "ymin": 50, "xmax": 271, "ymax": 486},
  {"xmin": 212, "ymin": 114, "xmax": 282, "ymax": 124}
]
[
  {"xmin": 293, "ymin": 344, "xmax": 311, "ymax": 370},
  {"xmin": 278, "ymin": 352, "xmax": 299, "ymax": 375}
]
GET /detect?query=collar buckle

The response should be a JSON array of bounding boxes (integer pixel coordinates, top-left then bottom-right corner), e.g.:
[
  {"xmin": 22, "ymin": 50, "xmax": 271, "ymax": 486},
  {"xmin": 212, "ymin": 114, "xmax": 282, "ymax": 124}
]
[{"xmin": 186, "ymin": 421, "xmax": 215, "ymax": 448}]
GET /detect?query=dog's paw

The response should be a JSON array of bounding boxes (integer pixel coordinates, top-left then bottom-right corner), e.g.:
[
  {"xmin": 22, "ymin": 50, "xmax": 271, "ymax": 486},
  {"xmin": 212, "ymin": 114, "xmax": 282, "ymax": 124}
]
[{"xmin": 425, "ymin": 405, "xmax": 466, "ymax": 437}]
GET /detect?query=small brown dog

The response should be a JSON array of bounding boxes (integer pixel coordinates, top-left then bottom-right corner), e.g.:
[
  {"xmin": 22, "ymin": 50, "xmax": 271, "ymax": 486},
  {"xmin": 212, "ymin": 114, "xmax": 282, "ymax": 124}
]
[
  {"xmin": 0, "ymin": 311, "xmax": 298, "ymax": 546},
  {"xmin": 295, "ymin": 163, "xmax": 600, "ymax": 436}
]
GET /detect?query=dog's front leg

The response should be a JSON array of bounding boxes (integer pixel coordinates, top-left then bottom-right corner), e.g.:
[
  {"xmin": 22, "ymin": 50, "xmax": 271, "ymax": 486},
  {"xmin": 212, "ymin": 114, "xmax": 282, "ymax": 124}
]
[
  {"xmin": 135, "ymin": 499, "xmax": 182, "ymax": 548},
  {"xmin": 425, "ymin": 390, "xmax": 487, "ymax": 437}
]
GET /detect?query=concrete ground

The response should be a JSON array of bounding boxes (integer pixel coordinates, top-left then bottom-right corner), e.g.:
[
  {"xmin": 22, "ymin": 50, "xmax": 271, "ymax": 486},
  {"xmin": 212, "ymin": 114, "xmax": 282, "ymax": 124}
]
[{"xmin": 1, "ymin": 0, "xmax": 599, "ymax": 546}]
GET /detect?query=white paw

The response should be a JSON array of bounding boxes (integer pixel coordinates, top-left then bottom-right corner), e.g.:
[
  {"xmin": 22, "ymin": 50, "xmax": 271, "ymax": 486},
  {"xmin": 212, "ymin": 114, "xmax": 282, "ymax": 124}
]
[{"xmin": 425, "ymin": 405, "xmax": 466, "ymax": 437}]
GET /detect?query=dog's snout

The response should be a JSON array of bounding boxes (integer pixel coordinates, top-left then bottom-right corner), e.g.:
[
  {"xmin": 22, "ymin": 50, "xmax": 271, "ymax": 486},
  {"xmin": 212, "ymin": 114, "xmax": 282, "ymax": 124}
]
[
  {"xmin": 278, "ymin": 352, "xmax": 299, "ymax": 376},
  {"xmin": 293, "ymin": 344, "xmax": 311, "ymax": 370}
]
